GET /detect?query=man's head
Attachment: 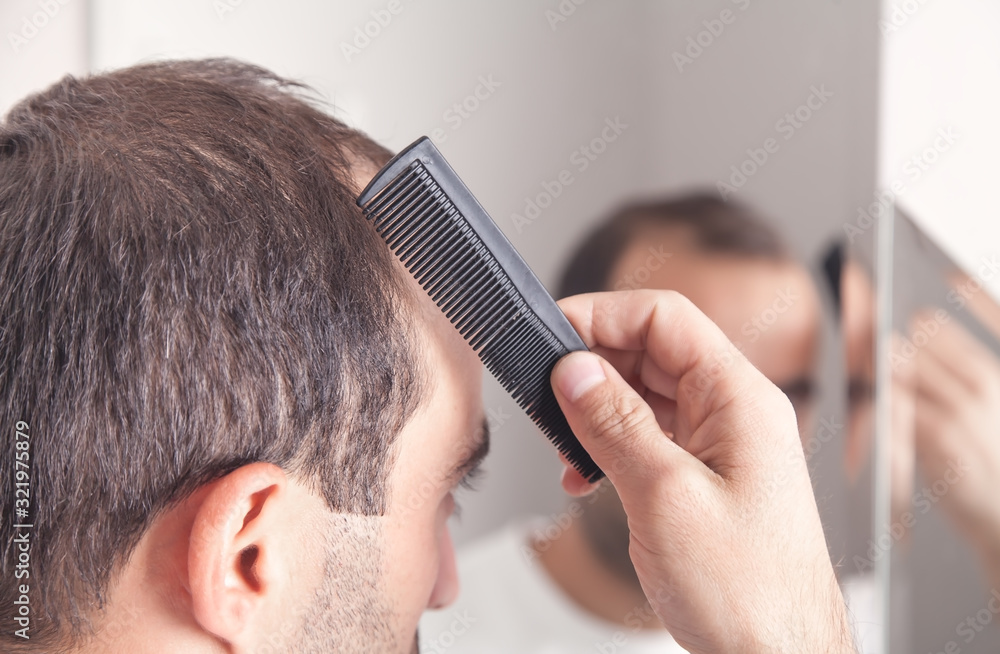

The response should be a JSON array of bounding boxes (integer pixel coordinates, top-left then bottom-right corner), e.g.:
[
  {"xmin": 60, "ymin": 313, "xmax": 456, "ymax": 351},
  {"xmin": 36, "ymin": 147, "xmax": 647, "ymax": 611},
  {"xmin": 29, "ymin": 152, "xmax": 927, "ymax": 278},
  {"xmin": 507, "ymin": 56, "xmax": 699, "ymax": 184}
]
[
  {"xmin": 0, "ymin": 59, "xmax": 486, "ymax": 653},
  {"xmin": 557, "ymin": 193, "xmax": 820, "ymax": 584}
]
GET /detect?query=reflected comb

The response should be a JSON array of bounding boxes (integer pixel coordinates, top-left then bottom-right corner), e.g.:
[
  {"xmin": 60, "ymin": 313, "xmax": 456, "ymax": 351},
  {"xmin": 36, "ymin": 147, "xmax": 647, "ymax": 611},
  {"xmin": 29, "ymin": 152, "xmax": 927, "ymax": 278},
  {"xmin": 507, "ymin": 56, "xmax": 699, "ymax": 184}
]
[{"xmin": 357, "ymin": 137, "xmax": 603, "ymax": 482}]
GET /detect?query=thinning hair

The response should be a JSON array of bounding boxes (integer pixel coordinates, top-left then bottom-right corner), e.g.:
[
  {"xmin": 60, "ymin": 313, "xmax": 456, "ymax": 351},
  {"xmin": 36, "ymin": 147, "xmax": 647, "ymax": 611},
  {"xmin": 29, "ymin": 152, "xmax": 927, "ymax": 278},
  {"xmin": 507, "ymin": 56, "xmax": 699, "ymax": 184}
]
[
  {"xmin": 557, "ymin": 192, "xmax": 789, "ymax": 298},
  {"xmin": 0, "ymin": 59, "xmax": 427, "ymax": 651}
]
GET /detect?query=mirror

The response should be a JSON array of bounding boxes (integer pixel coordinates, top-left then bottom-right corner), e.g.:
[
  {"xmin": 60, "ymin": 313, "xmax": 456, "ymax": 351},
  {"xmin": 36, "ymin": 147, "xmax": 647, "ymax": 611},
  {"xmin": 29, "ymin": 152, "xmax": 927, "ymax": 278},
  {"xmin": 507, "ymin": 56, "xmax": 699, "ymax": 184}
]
[{"xmin": 845, "ymin": 204, "xmax": 1000, "ymax": 653}]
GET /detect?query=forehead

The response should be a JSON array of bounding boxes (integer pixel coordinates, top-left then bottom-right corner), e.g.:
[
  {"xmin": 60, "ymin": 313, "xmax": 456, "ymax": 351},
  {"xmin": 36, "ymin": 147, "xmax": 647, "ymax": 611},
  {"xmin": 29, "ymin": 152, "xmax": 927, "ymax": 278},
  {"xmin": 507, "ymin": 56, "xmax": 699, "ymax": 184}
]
[
  {"xmin": 387, "ymin": 254, "xmax": 487, "ymax": 480},
  {"xmin": 349, "ymin": 160, "xmax": 487, "ymax": 498},
  {"xmin": 610, "ymin": 231, "xmax": 820, "ymax": 378}
]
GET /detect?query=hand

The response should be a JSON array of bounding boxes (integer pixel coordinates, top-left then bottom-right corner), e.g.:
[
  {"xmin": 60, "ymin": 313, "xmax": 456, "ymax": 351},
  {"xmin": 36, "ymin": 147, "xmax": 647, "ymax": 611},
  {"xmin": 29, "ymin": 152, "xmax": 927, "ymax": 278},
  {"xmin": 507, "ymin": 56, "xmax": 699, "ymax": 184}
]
[
  {"xmin": 550, "ymin": 290, "xmax": 855, "ymax": 654},
  {"xmin": 911, "ymin": 315, "xmax": 1000, "ymax": 586}
]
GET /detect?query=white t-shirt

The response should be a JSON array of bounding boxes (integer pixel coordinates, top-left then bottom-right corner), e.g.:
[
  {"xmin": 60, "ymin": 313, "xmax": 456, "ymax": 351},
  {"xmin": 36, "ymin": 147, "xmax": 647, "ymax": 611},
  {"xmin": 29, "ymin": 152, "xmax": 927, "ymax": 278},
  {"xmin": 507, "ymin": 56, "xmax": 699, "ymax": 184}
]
[
  {"xmin": 419, "ymin": 523, "xmax": 683, "ymax": 654},
  {"xmin": 419, "ymin": 523, "xmax": 884, "ymax": 654}
]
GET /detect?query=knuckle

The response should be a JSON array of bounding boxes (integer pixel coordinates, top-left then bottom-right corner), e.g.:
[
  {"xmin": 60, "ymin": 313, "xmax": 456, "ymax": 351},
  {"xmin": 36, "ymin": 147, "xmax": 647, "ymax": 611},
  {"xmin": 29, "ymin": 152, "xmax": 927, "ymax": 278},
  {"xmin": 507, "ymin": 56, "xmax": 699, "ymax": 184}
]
[
  {"xmin": 588, "ymin": 388, "xmax": 653, "ymax": 445},
  {"xmin": 969, "ymin": 364, "xmax": 1000, "ymax": 401},
  {"xmin": 651, "ymin": 288, "xmax": 691, "ymax": 311}
]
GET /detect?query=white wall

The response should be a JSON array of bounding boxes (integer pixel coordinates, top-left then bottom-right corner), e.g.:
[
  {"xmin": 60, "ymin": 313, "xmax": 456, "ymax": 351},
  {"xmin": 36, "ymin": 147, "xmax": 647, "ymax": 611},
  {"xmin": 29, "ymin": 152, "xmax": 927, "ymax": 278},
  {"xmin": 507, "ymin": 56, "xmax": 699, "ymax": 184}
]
[
  {"xmin": 0, "ymin": 0, "xmax": 88, "ymax": 115},
  {"xmin": 880, "ymin": 0, "xmax": 1000, "ymax": 299}
]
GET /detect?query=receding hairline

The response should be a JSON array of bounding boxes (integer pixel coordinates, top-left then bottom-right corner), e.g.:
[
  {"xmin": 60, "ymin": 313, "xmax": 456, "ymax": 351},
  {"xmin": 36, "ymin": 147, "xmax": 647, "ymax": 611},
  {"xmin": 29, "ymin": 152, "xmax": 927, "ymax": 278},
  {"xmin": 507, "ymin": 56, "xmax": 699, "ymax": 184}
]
[{"xmin": 557, "ymin": 192, "xmax": 793, "ymax": 299}]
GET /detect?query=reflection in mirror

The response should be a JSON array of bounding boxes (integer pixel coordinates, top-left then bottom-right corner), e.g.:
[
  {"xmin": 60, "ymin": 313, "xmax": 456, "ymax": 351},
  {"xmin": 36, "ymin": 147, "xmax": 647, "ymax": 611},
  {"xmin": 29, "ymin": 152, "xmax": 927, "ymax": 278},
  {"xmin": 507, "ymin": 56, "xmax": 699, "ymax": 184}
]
[
  {"xmin": 861, "ymin": 204, "xmax": 1000, "ymax": 653},
  {"xmin": 827, "ymin": 217, "xmax": 883, "ymax": 654}
]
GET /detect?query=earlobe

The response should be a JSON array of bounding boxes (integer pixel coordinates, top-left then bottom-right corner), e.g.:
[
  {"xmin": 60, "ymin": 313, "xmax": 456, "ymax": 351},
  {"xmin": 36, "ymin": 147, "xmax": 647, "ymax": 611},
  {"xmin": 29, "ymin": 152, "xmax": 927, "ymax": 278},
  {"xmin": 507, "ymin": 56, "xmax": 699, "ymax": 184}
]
[{"xmin": 187, "ymin": 462, "xmax": 288, "ymax": 644}]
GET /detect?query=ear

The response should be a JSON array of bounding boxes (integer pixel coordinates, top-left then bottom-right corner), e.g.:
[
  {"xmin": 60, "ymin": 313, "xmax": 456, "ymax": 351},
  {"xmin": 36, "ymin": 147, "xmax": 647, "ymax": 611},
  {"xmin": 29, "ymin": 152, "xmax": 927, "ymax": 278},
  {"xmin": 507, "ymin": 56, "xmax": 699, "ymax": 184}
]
[{"xmin": 187, "ymin": 462, "xmax": 289, "ymax": 644}]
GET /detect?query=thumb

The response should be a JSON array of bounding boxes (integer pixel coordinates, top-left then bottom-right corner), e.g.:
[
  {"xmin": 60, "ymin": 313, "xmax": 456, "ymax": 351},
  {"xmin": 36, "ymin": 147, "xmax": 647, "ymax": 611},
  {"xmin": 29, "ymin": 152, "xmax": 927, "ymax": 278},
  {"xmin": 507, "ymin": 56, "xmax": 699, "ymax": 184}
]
[{"xmin": 551, "ymin": 351, "xmax": 685, "ymax": 497}]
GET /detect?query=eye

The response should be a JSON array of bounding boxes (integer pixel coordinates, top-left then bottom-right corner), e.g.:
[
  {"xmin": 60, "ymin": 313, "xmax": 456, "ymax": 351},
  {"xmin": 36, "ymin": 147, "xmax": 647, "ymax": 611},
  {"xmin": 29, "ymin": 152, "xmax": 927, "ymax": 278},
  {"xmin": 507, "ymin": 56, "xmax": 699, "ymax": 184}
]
[
  {"xmin": 451, "ymin": 494, "xmax": 464, "ymax": 521},
  {"xmin": 458, "ymin": 465, "xmax": 484, "ymax": 492},
  {"xmin": 450, "ymin": 466, "xmax": 485, "ymax": 521},
  {"xmin": 848, "ymin": 377, "xmax": 873, "ymax": 408}
]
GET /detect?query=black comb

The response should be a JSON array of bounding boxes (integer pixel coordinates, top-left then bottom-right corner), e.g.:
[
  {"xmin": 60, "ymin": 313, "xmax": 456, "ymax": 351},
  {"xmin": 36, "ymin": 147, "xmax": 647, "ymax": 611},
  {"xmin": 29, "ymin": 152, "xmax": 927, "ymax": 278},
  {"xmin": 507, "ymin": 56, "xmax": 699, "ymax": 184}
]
[{"xmin": 357, "ymin": 137, "xmax": 603, "ymax": 482}]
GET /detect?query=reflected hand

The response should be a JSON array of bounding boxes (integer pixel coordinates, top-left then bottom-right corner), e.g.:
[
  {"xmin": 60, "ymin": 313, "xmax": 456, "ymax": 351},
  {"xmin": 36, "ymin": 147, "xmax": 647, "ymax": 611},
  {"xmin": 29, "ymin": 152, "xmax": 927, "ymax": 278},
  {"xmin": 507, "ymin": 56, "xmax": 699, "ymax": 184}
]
[{"xmin": 912, "ymin": 316, "xmax": 1000, "ymax": 585}]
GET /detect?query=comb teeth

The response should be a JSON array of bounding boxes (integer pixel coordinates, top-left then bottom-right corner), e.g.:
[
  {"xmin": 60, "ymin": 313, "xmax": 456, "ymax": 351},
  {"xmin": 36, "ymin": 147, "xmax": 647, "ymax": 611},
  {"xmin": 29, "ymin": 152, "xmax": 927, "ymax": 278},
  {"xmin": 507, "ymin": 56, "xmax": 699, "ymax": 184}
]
[{"xmin": 359, "ymin": 140, "xmax": 603, "ymax": 482}]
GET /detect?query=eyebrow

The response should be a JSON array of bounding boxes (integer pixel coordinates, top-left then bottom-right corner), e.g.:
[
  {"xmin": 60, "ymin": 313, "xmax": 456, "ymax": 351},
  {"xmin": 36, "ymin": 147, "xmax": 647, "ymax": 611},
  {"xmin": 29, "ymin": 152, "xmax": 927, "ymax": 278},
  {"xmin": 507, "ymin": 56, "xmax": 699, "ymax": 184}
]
[{"xmin": 447, "ymin": 417, "xmax": 491, "ymax": 487}]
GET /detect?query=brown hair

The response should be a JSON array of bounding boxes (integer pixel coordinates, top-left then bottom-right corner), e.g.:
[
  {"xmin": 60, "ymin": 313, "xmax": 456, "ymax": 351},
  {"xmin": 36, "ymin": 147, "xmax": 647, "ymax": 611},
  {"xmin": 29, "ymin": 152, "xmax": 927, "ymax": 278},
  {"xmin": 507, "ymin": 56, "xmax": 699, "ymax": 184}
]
[
  {"xmin": 0, "ymin": 59, "xmax": 426, "ymax": 650},
  {"xmin": 557, "ymin": 191, "xmax": 789, "ymax": 298}
]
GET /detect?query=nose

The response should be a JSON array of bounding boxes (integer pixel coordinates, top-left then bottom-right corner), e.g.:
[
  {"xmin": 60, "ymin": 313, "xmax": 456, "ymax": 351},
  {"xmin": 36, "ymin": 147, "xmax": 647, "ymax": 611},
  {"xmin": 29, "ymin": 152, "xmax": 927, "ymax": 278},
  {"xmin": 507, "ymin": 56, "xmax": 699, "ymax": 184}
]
[{"xmin": 427, "ymin": 524, "xmax": 460, "ymax": 609}]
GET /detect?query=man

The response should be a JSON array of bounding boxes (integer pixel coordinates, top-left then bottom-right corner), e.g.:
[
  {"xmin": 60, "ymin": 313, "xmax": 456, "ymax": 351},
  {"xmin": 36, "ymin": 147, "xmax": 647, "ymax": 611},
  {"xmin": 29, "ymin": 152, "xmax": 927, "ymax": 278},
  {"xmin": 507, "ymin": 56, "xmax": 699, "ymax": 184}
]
[
  {"xmin": 0, "ymin": 60, "xmax": 856, "ymax": 653},
  {"xmin": 422, "ymin": 194, "xmax": 830, "ymax": 653}
]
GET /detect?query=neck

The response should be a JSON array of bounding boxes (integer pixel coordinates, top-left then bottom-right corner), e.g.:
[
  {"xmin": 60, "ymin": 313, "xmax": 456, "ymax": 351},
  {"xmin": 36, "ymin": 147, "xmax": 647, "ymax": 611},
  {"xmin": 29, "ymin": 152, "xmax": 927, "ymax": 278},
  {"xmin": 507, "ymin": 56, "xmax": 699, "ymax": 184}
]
[{"xmin": 535, "ymin": 517, "xmax": 664, "ymax": 630}]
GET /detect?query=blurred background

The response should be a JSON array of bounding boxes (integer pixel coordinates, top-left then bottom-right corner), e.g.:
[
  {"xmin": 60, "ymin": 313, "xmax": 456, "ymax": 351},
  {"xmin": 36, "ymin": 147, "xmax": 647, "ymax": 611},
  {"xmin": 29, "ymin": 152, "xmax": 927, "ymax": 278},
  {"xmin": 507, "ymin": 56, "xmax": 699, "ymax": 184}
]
[{"xmin": 2, "ymin": 1, "xmax": 998, "ymax": 650}]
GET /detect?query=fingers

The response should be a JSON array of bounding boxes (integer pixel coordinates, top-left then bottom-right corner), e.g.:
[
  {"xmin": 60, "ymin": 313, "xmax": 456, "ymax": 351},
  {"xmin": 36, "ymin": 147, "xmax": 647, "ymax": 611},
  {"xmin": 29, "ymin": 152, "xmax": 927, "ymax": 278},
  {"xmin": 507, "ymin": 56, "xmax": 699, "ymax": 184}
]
[
  {"xmin": 913, "ymin": 398, "xmax": 954, "ymax": 461},
  {"xmin": 948, "ymin": 271, "xmax": 1000, "ymax": 338},
  {"xmin": 843, "ymin": 399, "xmax": 872, "ymax": 484},
  {"xmin": 889, "ymin": 371, "xmax": 916, "ymax": 517},
  {"xmin": 557, "ymin": 290, "xmax": 760, "ymax": 433},
  {"xmin": 913, "ymin": 315, "xmax": 998, "ymax": 391},
  {"xmin": 913, "ymin": 334, "xmax": 969, "ymax": 410},
  {"xmin": 551, "ymin": 350, "xmax": 692, "ymax": 500},
  {"xmin": 557, "ymin": 449, "xmax": 602, "ymax": 497}
]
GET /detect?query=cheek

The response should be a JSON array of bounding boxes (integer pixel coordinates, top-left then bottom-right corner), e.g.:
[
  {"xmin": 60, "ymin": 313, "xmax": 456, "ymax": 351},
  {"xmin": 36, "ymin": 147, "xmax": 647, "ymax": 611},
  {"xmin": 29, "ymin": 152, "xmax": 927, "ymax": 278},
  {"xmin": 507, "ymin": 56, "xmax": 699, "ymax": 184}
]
[
  {"xmin": 384, "ymin": 492, "xmax": 459, "ymax": 611},
  {"xmin": 427, "ymin": 519, "xmax": 459, "ymax": 609}
]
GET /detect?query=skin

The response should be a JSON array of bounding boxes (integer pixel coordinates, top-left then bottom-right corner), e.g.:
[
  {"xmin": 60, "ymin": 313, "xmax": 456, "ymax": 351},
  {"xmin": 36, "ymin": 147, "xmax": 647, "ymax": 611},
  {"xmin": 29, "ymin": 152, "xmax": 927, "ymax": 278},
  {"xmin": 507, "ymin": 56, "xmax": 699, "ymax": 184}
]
[
  {"xmin": 78, "ymin": 267, "xmax": 488, "ymax": 653},
  {"xmin": 72, "ymin": 187, "xmax": 854, "ymax": 651},
  {"xmin": 841, "ymin": 262, "xmax": 875, "ymax": 483},
  {"xmin": 551, "ymin": 291, "xmax": 854, "ymax": 653},
  {"xmin": 538, "ymin": 226, "xmax": 822, "ymax": 628}
]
